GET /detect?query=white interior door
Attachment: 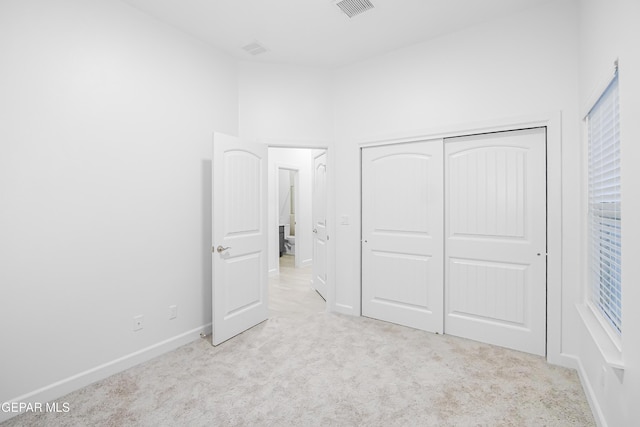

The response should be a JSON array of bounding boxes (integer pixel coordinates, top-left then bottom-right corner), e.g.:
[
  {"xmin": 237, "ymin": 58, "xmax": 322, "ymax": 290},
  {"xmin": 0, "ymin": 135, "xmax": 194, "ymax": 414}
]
[
  {"xmin": 212, "ymin": 132, "xmax": 268, "ymax": 346},
  {"xmin": 361, "ymin": 140, "xmax": 444, "ymax": 333},
  {"xmin": 311, "ymin": 150, "xmax": 328, "ymax": 300},
  {"xmin": 444, "ymin": 128, "xmax": 547, "ymax": 356}
]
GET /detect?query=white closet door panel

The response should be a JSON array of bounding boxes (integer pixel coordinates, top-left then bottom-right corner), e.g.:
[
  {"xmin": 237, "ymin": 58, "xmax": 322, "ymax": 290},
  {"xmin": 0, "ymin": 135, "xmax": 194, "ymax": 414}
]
[
  {"xmin": 362, "ymin": 140, "xmax": 444, "ymax": 333},
  {"xmin": 444, "ymin": 128, "xmax": 546, "ymax": 356}
]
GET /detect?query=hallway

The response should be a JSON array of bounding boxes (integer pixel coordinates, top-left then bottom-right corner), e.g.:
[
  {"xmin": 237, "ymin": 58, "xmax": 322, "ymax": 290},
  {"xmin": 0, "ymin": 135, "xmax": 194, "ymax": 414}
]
[{"xmin": 269, "ymin": 255, "xmax": 325, "ymax": 319}]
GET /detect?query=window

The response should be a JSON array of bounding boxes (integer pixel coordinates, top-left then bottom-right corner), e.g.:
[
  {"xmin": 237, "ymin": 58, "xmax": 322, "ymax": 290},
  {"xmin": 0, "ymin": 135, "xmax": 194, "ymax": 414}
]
[{"xmin": 587, "ymin": 73, "xmax": 621, "ymax": 335}]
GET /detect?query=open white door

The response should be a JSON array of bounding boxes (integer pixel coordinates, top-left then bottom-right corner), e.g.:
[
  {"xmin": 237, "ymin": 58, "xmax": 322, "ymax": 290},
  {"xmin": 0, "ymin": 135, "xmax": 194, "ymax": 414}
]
[
  {"xmin": 311, "ymin": 150, "xmax": 328, "ymax": 300},
  {"xmin": 212, "ymin": 133, "xmax": 268, "ymax": 346},
  {"xmin": 362, "ymin": 140, "xmax": 444, "ymax": 333},
  {"xmin": 444, "ymin": 128, "xmax": 547, "ymax": 356}
]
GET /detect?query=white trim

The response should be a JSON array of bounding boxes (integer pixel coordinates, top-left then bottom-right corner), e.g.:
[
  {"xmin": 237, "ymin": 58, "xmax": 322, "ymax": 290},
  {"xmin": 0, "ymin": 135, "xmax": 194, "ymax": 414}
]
[
  {"xmin": 355, "ymin": 112, "xmax": 563, "ymax": 363},
  {"xmin": 587, "ymin": 300, "xmax": 622, "ymax": 353},
  {"xmin": 0, "ymin": 324, "xmax": 212, "ymax": 423},
  {"xmin": 545, "ymin": 112, "xmax": 564, "ymax": 366},
  {"xmin": 576, "ymin": 303, "xmax": 624, "ymax": 370},
  {"xmin": 354, "ymin": 112, "xmax": 560, "ymax": 147},
  {"xmin": 572, "ymin": 354, "xmax": 610, "ymax": 427},
  {"xmin": 265, "ymin": 140, "xmax": 335, "ymax": 314},
  {"xmin": 334, "ymin": 303, "xmax": 355, "ymax": 315},
  {"xmin": 260, "ymin": 137, "xmax": 330, "ymax": 150}
]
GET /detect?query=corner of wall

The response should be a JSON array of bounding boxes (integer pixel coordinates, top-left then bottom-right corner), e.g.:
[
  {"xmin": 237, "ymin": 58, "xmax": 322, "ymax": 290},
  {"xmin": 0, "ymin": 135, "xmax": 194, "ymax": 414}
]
[{"xmin": 0, "ymin": 325, "xmax": 212, "ymax": 424}]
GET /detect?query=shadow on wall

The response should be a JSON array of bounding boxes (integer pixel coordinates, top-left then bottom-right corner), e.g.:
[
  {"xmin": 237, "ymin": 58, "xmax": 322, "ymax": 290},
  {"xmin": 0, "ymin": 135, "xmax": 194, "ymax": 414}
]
[{"xmin": 202, "ymin": 159, "xmax": 212, "ymax": 324}]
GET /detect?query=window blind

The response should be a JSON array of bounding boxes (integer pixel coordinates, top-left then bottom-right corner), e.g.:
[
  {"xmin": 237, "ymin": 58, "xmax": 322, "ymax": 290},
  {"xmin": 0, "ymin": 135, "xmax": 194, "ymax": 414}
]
[{"xmin": 587, "ymin": 74, "xmax": 622, "ymax": 334}]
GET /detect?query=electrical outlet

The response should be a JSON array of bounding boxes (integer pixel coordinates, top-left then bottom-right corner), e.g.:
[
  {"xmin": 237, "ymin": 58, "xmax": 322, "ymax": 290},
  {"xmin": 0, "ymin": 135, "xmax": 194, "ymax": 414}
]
[
  {"xmin": 133, "ymin": 315, "xmax": 144, "ymax": 331},
  {"xmin": 168, "ymin": 305, "xmax": 177, "ymax": 320}
]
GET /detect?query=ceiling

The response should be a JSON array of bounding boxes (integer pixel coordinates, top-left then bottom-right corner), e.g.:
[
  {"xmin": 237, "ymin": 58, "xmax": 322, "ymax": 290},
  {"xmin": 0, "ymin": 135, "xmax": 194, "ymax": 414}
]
[{"xmin": 121, "ymin": 0, "xmax": 554, "ymax": 68}]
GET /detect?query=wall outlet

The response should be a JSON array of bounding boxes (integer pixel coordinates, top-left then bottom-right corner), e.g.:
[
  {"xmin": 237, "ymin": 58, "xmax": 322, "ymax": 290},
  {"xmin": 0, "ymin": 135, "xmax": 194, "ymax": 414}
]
[
  {"xmin": 133, "ymin": 315, "xmax": 144, "ymax": 331},
  {"xmin": 168, "ymin": 305, "xmax": 177, "ymax": 320}
]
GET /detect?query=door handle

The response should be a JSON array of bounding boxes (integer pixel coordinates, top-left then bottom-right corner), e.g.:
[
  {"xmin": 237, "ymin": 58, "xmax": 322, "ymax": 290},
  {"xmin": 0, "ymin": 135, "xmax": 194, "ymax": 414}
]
[
  {"xmin": 313, "ymin": 229, "xmax": 318, "ymax": 233},
  {"xmin": 216, "ymin": 245, "xmax": 231, "ymax": 253}
]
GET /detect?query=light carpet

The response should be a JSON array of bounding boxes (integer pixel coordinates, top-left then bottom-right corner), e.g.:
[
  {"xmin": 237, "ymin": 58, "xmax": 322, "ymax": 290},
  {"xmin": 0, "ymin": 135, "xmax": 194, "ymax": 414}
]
[{"xmin": 4, "ymin": 257, "xmax": 595, "ymax": 426}]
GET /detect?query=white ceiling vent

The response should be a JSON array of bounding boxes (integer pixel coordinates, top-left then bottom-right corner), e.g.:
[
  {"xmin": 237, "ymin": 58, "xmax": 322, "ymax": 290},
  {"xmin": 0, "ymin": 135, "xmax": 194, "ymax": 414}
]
[
  {"xmin": 242, "ymin": 42, "xmax": 268, "ymax": 56},
  {"xmin": 334, "ymin": 0, "xmax": 375, "ymax": 18}
]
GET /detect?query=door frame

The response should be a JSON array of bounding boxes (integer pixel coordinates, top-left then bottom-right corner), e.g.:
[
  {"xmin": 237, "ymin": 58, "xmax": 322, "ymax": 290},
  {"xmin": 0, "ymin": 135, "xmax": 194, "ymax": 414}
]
[
  {"xmin": 357, "ymin": 112, "xmax": 563, "ymax": 365},
  {"xmin": 265, "ymin": 139, "xmax": 334, "ymax": 313}
]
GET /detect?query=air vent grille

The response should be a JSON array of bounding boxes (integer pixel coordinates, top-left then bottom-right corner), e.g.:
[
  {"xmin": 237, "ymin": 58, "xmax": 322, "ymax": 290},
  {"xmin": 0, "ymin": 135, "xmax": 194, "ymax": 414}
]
[
  {"xmin": 242, "ymin": 42, "xmax": 268, "ymax": 56},
  {"xmin": 335, "ymin": 0, "xmax": 374, "ymax": 18}
]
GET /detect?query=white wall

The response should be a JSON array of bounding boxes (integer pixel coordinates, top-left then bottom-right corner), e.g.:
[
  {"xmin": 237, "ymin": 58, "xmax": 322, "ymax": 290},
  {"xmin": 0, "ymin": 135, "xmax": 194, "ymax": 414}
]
[
  {"xmin": 576, "ymin": 1, "xmax": 640, "ymax": 425},
  {"xmin": 0, "ymin": 0, "xmax": 237, "ymax": 414},
  {"xmin": 4, "ymin": 0, "xmax": 636, "ymax": 423},
  {"xmin": 268, "ymin": 149, "xmax": 314, "ymax": 273},
  {"xmin": 237, "ymin": 61, "xmax": 333, "ymax": 276},
  {"xmin": 238, "ymin": 61, "xmax": 333, "ymax": 143},
  {"xmin": 330, "ymin": 0, "xmax": 582, "ymax": 360}
]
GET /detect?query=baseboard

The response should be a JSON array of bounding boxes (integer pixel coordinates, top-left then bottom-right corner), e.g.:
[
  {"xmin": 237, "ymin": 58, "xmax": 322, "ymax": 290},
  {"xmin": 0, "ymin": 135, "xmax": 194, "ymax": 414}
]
[
  {"xmin": 547, "ymin": 351, "xmax": 579, "ymax": 370},
  {"xmin": 571, "ymin": 354, "xmax": 608, "ymax": 427},
  {"xmin": 333, "ymin": 303, "xmax": 356, "ymax": 316},
  {"xmin": 0, "ymin": 323, "xmax": 212, "ymax": 423},
  {"xmin": 511, "ymin": 352, "xmax": 604, "ymax": 426},
  {"xmin": 301, "ymin": 258, "xmax": 312, "ymax": 268}
]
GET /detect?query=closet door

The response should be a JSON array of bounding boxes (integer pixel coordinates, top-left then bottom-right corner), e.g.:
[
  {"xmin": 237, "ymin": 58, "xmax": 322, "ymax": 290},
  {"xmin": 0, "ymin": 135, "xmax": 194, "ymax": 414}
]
[
  {"xmin": 362, "ymin": 140, "xmax": 444, "ymax": 333},
  {"xmin": 444, "ymin": 128, "xmax": 547, "ymax": 356}
]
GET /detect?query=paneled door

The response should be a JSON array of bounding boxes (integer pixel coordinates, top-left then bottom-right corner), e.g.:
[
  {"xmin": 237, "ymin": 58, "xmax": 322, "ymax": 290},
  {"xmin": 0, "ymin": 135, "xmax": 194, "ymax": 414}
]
[
  {"xmin": 212, "ymin": 133, "xmax": 268, "ymax": 346},
  {"xmin": 311, "ymin": 150, "xmax": 328, "ymax": 300},
  {"xmin": 444, "ymin": 128, "xmax": 547, "ymax": 356},
  {"xmin": 361, "ymin": 140, "xmax": 444, "ymax": 333}
]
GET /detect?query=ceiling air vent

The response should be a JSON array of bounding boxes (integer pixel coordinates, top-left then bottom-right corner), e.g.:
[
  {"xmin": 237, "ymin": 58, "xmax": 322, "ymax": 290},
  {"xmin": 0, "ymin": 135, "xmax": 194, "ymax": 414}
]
[
  {"xmin": 334, "ymin": 0, "xmax": 375, "ymax": 18},
  {"xmin": 242, "ymin": 42, "xmax": 268, "ymax": 56}
]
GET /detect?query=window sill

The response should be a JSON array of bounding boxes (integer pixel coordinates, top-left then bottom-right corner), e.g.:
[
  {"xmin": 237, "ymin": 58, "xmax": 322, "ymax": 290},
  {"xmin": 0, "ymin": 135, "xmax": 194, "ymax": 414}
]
[{"xmin": 576, "ymin": 303, "xmax": 624, "ymax": 371}]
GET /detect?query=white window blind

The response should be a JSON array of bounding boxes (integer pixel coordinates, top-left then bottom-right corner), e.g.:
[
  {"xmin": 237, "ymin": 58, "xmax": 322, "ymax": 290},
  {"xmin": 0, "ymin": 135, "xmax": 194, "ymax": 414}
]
[{"xmin": 587, "ymin": 73, "xmax": 622, "ymax": 335}]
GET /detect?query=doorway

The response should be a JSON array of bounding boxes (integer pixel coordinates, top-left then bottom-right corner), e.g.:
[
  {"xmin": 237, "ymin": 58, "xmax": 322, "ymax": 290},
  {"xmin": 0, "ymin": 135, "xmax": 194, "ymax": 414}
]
[
  {"xmin": 269, "ymin": 147, "xmax": 328, "ymax": 310},
  {"xmin": 361, "ymin": 128, "xmax": 547, "ymax": 356}
]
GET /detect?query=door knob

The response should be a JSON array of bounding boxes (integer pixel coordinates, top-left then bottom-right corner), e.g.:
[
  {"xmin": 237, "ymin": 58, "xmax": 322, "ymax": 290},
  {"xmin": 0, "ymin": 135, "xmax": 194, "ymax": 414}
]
[
  {"xmin": 216, "ymin": 245, "xmax": 231, "ymax": 253},
  {"xmin": 313, "ymin": 228, "xmax": 318, "ymax": 233}
]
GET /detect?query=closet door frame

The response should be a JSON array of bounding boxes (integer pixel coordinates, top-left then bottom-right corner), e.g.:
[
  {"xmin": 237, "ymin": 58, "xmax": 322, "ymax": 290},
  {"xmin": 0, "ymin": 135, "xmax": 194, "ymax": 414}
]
[{"xmin": 357, "ymin": 112, "xmax": 563, "ymax": 365}]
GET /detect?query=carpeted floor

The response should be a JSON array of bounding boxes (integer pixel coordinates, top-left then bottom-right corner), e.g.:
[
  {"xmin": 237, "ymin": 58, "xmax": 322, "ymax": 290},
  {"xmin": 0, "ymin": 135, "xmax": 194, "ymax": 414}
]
[{"xmin": 4, "ymin": 256, "xmax": 595, "ymax": 426}]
